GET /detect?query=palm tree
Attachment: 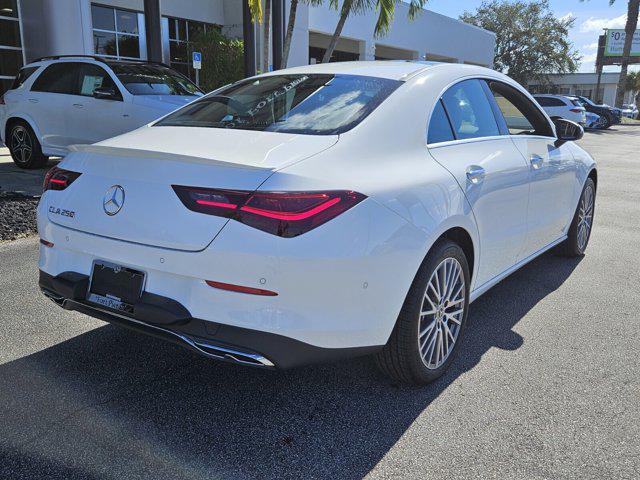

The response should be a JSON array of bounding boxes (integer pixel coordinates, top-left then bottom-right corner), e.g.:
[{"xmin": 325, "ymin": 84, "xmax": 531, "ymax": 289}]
[
  {"xmin": 612, "ymin": 0, "xmax": 640, "ymax": 107},
  {"xmin": 263, "ymin": 0, "xmax": 272, "ymax": 72},
  {"xmin": 247, "ymin": 0, "xmax": 263, "ymax": 22},
  {"xmin": 321, "ymin": 0, "xmax": 429, "ymax": 64},
  {"xmin": 282, "ymin": 0, "xmax": 325, "ymax": 69}
]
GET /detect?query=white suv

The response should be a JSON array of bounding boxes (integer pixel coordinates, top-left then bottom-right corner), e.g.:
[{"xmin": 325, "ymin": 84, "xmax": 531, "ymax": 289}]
[
  {"xmin": 533, "ymin": 94, "xmax": 587, "ymax": 127},
  {"xmin": 0, "ymin": 56, "xmax": 203, "ymax": 169}
]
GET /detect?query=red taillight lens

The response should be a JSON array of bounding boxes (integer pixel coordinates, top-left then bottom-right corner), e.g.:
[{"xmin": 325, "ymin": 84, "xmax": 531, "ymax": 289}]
[
  {"xmin": 570, "ymin": 108, "xmax": 583, "ymax": 113},
  {"xmin": 43, "ymin": 166, "xmax": 81, "ymax": 192},
  {"xmin": 173, "ymin": 186, "xmax": 366, "ymax": 238}
]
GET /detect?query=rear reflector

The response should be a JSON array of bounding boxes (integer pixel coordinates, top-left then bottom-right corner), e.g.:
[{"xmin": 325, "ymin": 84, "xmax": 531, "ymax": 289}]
[
  {"xmin": 43, "ymin": 166, "xmax": 81, "ymax": 192},
  {"xmin": 39, "ymin": 239, "xmax": 54, "ymax": 248},
  {"xmin": 173, "ymin": 186, "xmax": 366, "ymax": 238},
  {"xmin": 206, "ymin": 280, "xmax": 278, "ymax": 296}
]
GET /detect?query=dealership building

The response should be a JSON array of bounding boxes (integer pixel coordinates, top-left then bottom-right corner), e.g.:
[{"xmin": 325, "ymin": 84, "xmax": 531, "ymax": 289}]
[
  {"xmin": 528, "ymin": 72, "xmax": 635, "ymax": 106},
  {"xmin": 1, "ymin": 0, "xmax": 495, "ymax": 95}
]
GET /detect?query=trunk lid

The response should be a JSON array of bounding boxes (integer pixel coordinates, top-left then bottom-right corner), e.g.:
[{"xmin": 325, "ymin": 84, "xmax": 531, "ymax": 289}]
[{"xmin": 47, "ymin": 126, "xmax": 338, "ymax": 251}]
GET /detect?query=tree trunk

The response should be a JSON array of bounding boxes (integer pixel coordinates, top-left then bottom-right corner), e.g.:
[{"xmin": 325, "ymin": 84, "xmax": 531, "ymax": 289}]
[
  {"xmin": 281, "ymin": 0, "xmax": 298, "ymax": 68},
  {"xmin": 322, "ymin": 0, "xmax": 352, "ymax": 63},
  {"xmin": 615, "ymin": 0, "xmax": 640, "ymax": 107},
  {"xmin": 263, "ymin": 0, "xmax": 272, "ymax": 72}
]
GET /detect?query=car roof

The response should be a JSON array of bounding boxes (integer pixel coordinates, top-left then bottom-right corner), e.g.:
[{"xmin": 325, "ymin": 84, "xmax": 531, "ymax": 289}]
[{"xmin": 258, "ymin": 60, "xmax": 496, "ymax": 81}]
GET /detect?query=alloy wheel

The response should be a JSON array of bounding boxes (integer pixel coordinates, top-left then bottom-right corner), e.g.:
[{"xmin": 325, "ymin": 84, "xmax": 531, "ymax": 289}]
[
  {"xmin": 10, "ymin": 126, "xmax": 33, "ymax": 166},
  {"xmin": 418, "ymin": 257, "xmax": 466, "ymax": 370},
  {"xmin": 577, "ymin": 184, "xmax": 594, "ymax": 251}
]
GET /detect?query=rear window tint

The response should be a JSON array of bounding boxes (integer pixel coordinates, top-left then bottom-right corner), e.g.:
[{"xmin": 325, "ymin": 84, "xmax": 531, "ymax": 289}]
[
  {"xmin": 11, "ymin": 66, "xmax": 39, "ymax": 90},
  {"xmin": 155, "ymin": 74, "xmax": 401, "ymax": 135}
]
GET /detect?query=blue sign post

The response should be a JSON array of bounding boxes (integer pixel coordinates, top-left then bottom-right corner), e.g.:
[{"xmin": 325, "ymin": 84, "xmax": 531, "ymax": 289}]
[{"xmin": 192, "ymin": 51, "xmax": 202, "ymax": 87}]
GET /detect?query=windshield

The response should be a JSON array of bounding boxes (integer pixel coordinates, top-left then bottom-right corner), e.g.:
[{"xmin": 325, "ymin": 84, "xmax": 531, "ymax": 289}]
[
  {"xmin": 109, "ymin": 63, "xmax": 202, "ymax": 96},
  {"xmin": 154, "ymin": 74, "xmax": 401, "ymax": 135}
]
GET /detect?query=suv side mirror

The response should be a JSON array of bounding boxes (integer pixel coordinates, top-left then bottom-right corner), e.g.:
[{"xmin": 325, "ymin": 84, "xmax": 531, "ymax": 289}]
[
  {"xmin": 93, "ymin": 87, "xmax": 118, "ymax": 100},
  {"xmin": 552, "ymin": 117, "xmax": 584, "ymax": 145}
]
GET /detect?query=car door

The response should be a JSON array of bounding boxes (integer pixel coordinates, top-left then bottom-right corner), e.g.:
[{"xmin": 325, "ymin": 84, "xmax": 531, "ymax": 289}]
[
  {"xmin": 427, "ymin": 79, "xmax": 530, "ymax": 288},
  {"xmin": 70, "ymin": 63, "xmax": 127, "ymax": 144},
  {"xmin": 485, "ymin": 80, "xmax": 578, "ymax": 259},
  {"xmin": 27, "ymin": 62, "xmax": 82, "ymax": 150}
]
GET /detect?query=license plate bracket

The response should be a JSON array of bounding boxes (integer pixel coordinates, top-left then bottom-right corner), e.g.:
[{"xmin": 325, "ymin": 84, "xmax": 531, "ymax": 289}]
[{"xmin": 86, "ymin": 261, "xmax": 145, "ymax": 314}]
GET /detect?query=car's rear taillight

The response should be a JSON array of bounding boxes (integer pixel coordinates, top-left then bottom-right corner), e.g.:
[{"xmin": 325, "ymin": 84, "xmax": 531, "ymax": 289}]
[
  {"xmin": 43, "ymin": 166, "xmax": 81, "ymax": 192},
  {"xmin": 570, "ymin": 108, "xmax": 583, "ymax": 113},
  {"xmin": 172, "ymin": 186, "xmax": 366, "ymax": 238}
]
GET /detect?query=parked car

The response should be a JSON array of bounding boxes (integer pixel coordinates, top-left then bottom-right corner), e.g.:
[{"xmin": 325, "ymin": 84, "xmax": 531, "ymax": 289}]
[
  {"xmin": 622, "ymin": 103, "xmax": 639, "ymax": 119},
  {"xmin": 0, "ymin": 55, "xmax": 203, "ymax": 169},
  {"xmin": 37, "ymin": 61, "xmax": 596, "ymax": 385},
  {"xmin": 585, "ymin": 111, "xmax": 605, "ymax": 129},
  {"xmin": 574, "ymin": 95, "xmax": 618, "ymax": 129},
  {"xmin": 534, "ymin": 94, "xmax": 586, "ymax": 126}
]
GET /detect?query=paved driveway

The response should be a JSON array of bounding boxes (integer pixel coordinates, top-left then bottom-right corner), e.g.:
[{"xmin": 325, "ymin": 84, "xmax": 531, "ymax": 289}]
[
  {"xmin": 0, "ymin": 127, "xmax": 639, "ymax": 479},
  {"xmin": 0, "ymin": 147, "xmax": 58, "ymax": 195}
]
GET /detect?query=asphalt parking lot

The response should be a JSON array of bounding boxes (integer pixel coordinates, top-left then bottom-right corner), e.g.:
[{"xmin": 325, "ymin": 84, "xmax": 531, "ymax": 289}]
[{"xmin": 1, "ymin": 127, "xmax": 639, "ymax": 480}]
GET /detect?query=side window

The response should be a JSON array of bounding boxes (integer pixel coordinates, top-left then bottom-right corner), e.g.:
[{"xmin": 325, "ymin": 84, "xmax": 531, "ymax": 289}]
[
  {"xmin": 535, "ymin": 97, "xmax": 554, "ymax": 107},
  {"xmin": 31, "ymin": 63, "xmax": 81, "ymax": 95},
  {"xmin": 11, "ymin": 66, "xmax": 39, "ymax": 90},
  {"xmin": 427, "ymin": 99, "xmax": 455, "ymax": 144},
  {"xmin": 77, "ymin": 64, "xmax": 121, "ymax": 99},
  {"xmin": 487, "ymin": 81, "xmax": 554, "ymax": 137},
  {"xmin": 441, "ymin": 79, "xmax": 500, "ymax": 140}
]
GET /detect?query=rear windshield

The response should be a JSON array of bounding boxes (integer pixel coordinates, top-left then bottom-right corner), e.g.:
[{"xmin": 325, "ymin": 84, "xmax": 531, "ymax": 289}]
[
  {"xmin": 154, "ymin": 74, "xmax": 401, "ymax": 135},
  {"xmin": 109, "ymin": 63, "xmax": 202, "ymax": 96}
]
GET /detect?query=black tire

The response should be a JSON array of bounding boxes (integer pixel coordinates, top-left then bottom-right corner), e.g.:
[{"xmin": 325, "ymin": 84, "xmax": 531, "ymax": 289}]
[
  {"xmin": 559, "ymin": 178, "xmax": 596, "ymax": 257},
  {"xmin": 7, "ymin": 121, "xmax": 48, "ymax": 169},
  {"xmin": 600, "ymin": 114, "xmax": 612, "ymax": 129},
  {"xmin": 376, "ymin": 239, "xmax": 471, "ymax": 386}
]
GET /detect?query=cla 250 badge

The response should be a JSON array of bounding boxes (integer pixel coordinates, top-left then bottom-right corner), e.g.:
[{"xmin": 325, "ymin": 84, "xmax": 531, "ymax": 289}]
[{"xmin": 49, "ymin": 205, "xmax": 75, "ymax": 218}]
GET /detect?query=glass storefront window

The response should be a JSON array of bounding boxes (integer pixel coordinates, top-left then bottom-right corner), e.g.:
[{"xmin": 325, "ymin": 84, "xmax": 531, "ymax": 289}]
[
  {"xmin": 91, "ymin": 4, "xmax": 141, "ymax": 60},
  {"xmin": 0, "ymin": 0, "xmax": 18, "ymax": 18},
  {"xmin": 166, "ymin": 17, "xmax": 217, "ymax": 81},
  {"xmin": 0, "ymin": 18, "xmax": 21, "ymax": 47}
]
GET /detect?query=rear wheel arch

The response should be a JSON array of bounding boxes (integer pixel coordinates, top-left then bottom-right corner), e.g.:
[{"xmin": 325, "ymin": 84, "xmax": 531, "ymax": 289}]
[
  {"xmin": 588, "ymin": 167, "xmax": 597, "ymax": 191},
  {"xmin": 6, "ymin": 116, "xmax": 40, "ymax": 142},
  {"xmin": 436, "ymin": 227, "xmax": 475, "ymax": 285}
]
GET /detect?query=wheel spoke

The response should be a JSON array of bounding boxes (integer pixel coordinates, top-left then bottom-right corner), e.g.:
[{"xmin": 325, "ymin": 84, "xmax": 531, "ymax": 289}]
[{"xmin": 418, "ymin": 256, "xmax": 466, "ymax": 370}]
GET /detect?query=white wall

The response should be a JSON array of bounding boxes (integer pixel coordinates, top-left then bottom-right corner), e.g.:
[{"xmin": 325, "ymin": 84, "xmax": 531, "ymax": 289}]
[{"xmin": 285, "ymin": 2, "xmax": 495, "ymax": 68}]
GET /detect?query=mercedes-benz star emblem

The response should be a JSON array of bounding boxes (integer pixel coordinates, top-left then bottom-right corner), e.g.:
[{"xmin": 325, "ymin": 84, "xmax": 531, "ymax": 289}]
[{"xmin": 103, "ymin": 185, "xmax": 125, "ymax": 216}]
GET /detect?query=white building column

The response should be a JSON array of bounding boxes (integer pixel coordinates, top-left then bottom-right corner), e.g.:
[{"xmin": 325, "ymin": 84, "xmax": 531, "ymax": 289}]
[{"xmin": 359, "ymin": 40, "xmax": 376, "ymax": 61}]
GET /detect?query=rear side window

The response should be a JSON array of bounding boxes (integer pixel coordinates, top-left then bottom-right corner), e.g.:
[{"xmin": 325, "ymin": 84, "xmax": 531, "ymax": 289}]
[
  {"xmin": 487, "ymin": 81, "xmax": 553, "ymax": 137},
  {"xmin": 440, "ymin": 79, "xmax": 500, "ymax": 140},
  {"xmin": 11, "ymin": 66, "xmax": 39, "ymax": 90},
  {"xmin": 536, "ymin": 96, "xmax": 566, "ymax": 107},
  {"xmin": 156, "ymin": 74, "xmax": 401, "ymax": 135},
  {"xmin": 77, "ymin": 63, "xmax": 121, "ymax": 99},
  {"xmin": 427, "ymin": 100, "xmax": 455, "ymax": 144},
  {"xmin": 31, "ymin": 63, "xmax": 81, "ymax": 95}
]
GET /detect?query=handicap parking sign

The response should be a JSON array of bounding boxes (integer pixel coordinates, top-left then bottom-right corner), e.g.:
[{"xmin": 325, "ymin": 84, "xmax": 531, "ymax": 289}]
[{"xmin": 192, "ymin": 52, "xmax": 202, "ymax": 70}]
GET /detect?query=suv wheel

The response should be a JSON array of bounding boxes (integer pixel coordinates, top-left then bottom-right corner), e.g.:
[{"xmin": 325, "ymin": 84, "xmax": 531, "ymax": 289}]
[
  {"xmin": 8, "ymin": 122, "xmax": 48, "ymax": 169},
  {"xmin": 600, "ymin": 114, "xmax": 611, "ymax": 129}
]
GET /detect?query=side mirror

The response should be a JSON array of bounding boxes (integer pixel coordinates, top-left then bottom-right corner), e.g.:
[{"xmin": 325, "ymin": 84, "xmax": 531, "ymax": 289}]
[
  {"xmin": 93, "ymin": 87, "xmax": 118, "ymax": 100},
  {"xmin": 552, "ymin": 117, "xmax": 584, "ymax": 145}
]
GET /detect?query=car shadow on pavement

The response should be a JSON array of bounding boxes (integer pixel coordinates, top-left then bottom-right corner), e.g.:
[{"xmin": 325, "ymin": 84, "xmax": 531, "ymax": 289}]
[{"xmin": 0, "ymin": 251, "xmax": 582, "ymax": 479}]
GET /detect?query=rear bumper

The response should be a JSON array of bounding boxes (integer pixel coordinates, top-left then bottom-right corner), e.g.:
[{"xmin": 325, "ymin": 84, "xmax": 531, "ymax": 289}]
[{"xmin": 39, "ymin": 270, "xmax": 381, "ymax": 369}]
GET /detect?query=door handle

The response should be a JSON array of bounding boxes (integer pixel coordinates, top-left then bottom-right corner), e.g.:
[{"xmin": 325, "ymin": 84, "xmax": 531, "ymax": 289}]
[
  {"xmin": 72, "ymin": 103, "xmax": 84, "ymax": 108},
  {"xmin": 466, "ymin": 165, "xmax": 485, "ymax": 184},
  {"xmin": 530, "ymin": 154, "xmax": 544, "ymax": 169}
]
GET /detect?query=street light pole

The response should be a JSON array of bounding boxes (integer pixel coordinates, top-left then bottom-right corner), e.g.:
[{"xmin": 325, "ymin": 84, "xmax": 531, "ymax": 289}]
[
  {"xmin": 143, "ymin": 0, "xmax": 163, "ymax": 63},
  {"xmin": 243, "ymin": 2, "xmax": 257, "ymax": 77}
]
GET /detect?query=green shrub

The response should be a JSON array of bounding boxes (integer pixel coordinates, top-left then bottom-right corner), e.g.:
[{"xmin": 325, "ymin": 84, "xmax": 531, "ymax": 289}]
[{"xmin": 190, "ymin": 29, "xmax": 244, "ymax": 92}]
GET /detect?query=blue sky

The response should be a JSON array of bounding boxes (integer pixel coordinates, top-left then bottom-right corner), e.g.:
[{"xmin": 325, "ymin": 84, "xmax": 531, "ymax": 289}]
[{"xmin": 423, "ymin": 0, "xmax": 635, "ymax": 73}]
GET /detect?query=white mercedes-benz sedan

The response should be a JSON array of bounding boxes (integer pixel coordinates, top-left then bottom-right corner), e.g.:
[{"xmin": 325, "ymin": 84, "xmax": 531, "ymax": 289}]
[{"xmin": 37, "ymin": 61, "xmax": 596, "ymax": 385}]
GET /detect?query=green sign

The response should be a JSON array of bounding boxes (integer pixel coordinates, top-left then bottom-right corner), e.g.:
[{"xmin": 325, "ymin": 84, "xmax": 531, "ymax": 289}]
[{"xmin": 604, "ymin": 29, "xmax": 640, "ymax": 57}]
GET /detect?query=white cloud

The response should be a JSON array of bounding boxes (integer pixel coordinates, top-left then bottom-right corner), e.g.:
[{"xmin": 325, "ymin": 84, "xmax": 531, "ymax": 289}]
[
  {"xmin": 582, "ymin": 42, "xmax": 599, "ymax": 50},
  {"xmin": 581, "ymin": 53, "xmax": 598, "ymax": 63},
  {"xmin": 580, "ymin": 13, "xmax": 627, "ymax": 33},
  {"xmin": 559, "ymin": 12, "xmax": 575, "ymax": 23}
]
